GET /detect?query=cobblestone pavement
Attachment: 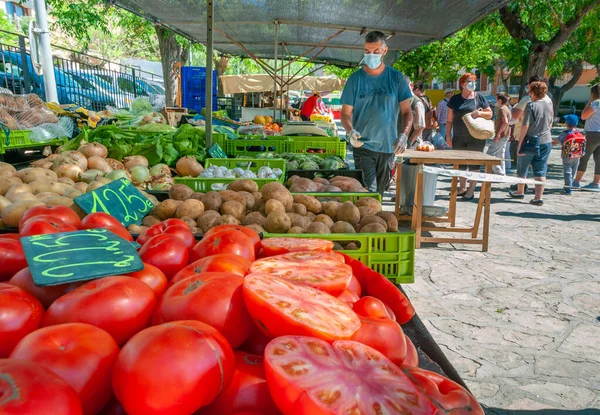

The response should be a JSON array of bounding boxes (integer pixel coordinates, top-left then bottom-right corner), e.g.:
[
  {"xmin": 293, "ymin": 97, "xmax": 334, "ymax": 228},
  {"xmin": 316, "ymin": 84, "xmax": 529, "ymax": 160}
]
[{"xmin": 384, "ymin": 141, "xmax": 600, "ymax": 412}]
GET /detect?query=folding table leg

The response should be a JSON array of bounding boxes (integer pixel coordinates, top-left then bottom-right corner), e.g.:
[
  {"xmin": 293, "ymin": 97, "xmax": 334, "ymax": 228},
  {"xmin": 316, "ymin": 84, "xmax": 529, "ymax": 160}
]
[
  {"xmin": 482, "ymin": 168, "xmax": 493, "ymax": 252},
  {"xmin": 412, "ymin": 165, "xmax": 424, "ymax": 248},
  {"xmin": 395, "ymin": 161, "xmax": 402, "ymax": 219},
  {"xmin": 448, "ymin": 163, "xmax": 459, "ymax": 227}
]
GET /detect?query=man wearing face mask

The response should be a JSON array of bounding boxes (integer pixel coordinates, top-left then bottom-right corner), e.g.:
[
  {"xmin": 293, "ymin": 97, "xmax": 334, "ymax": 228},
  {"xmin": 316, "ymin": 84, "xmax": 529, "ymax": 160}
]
[{"xmin": 341, "ymin": 31, "xmax": 413, "ymax": 195}]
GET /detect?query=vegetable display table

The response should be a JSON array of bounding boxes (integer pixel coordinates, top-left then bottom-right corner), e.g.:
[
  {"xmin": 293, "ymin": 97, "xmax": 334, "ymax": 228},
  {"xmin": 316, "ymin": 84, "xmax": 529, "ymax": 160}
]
[{"xmin": 394, "ymin": 149, "xmax": 501, "ymax": 252}]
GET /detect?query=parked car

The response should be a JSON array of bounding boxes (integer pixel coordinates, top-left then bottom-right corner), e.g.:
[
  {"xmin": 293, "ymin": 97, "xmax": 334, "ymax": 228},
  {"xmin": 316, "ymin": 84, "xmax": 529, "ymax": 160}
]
[
  {"xmin": 0, "ymin": 61, "xmax": 25, "ymax": 94},
  {"xmin": 67, "ymin": 70, "xmax": 134, "ymax": 109}
]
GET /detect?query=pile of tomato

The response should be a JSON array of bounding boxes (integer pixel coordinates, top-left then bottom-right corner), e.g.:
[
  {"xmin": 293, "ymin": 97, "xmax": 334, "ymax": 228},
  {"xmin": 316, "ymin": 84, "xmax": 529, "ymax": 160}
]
[{"xmin": 0, "ymin": 205, "xmax": 484, "ymax": 415}]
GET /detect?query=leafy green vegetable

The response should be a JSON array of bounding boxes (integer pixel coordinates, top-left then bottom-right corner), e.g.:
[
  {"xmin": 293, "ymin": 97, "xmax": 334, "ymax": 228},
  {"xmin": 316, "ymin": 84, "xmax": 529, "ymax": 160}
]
[
  {"xmin": 138, "ymin": 124, "xmax": 176, "ymax": 133},
  {"xmin": 130, "ymin": 98, "xmax": 153, "ymax": 115}
]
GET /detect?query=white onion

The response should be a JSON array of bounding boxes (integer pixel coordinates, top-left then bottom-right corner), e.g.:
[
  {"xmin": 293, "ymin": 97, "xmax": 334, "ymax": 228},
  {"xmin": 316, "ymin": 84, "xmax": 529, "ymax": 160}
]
[
  {"xmin": 129, "ymin": 165, "xmax": 150, "ymax": 184},
  {"xmin": 79, "ymin": 169, "xmax": 106, "ymax": 184},
  {"xmin": 55, "ymin": 164, "xmax": 84, "ymax": 182},
  {"xmin": 53, "ymin": 151, "xmax": 88, "ymax": 172},
  {"xmin": 87, "ymin": 156, "xmax": 113, "ymax": 174},
  {"xmin": 124, "ymin": 156, "xmax": 149, "ymax": 170}
]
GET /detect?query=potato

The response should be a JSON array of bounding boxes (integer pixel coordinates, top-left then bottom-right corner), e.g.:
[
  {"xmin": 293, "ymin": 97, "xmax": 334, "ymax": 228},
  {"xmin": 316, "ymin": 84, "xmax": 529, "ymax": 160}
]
[
  {"xmin": 245, "ymin": 224, "xmax": 266, "ymax": 234},
  {"xmin": 151, "ymin": 199, "xmax": 181, "ymax": 220},
  {"xmin": 28, "ymin": 180, "xmax": 70, "ymax": 196},
  {"xmin": 265, "ymin": 211, "xmax": 291, "ymax": 233},
  {"xmin": 323, "ymin": 185, "xmax": 342, "ymax": 192},
  {"xmin": 305, "ymin": 212, "xmax": 316, "ymax": 222},
  {"xmin": 8, "ymin": 192, "xmax": 38, "ymax": 203},
  {"xmin": 331, "ymin": 221, "xmax": 356, "ymax": 234},
  {"xmin": 190, "ymin": 227, "xmax": 202, "ymax": 235},
  {"xmin": 265, "ymin": 199, "xmax": 285, "ymax": 216},
  {"xmin": 237, "ymin": 191, "xmax": 255, "ymax": 210},
  {"xmin": 359, "ymin": 215, "xmax": 388, "ymax": 231},
  {"xmin": 0, "ymin": 162, "xmax": 17, "ymax": 177},
  {"xmin": 1, "ymin": 200, "xmax": 44, "ymax": 227},
  {"xmin": 169, "ymin": 184, "xmax": 195, "ymax": 201},
  {"xmin": 227, "ymin": 179, "xmax": 259, "ymax": 193},
  {"xmin": 313, "ymin": 214, "xmax": 334, "ymax": 229},
  {"xmin": 58, "ymin": 177, "xmax": 76, "ymax": 186},
  {"xmin": 358, "ymin": 206, "xmax": 378, "ymax": 219},
  {"xmin": 175, "ymin": 199, "xmax": 205, "ymax": 220},
  {"xmin": 190, "ymin": 192, "xmax": 205, "ymax": 201},
  {"xmin": 5, "ymin": 184, "xmax": 33, "ymax": 201},
  {"xmin": 197, "ymin": 210, "xmax": 221, "ymax": 233},
  {"xmin": 86, "ymin": 179, "xmax": 111, "ymax": 192},
  {"xmin": 333, "ymin": 242, "xmax": 344, "ymax": 250},
  {"xmin": 142, "ymin": 216, "xmax": 161, "ymax": 227},
  {"xmin": 360, "ymin": 223, "xmax": 387, "ymax": 233},
  {"xmin": 307, "ymin": 222, "xmax": 331, "ymax": 234},
  {"xmin": 289, "ymin": 178, "xmax": 319, "ymax": 193},
  {"xmin": 73, "ymin": 182, "xmax": 88, "ymax": 193},
  {"xmin": 220, "ymin": 190, "xmax": 246, "ymax": 206},
  {"xmin": 293, "ymin": 194, "xmax": 321, "ymax": 214},
  {"xmin": 179, "ymin": 216, "xmax": 197, "ymax": 230},
  {"xmin": 314, "ymin": 177, "xmax": 330, "ymax": 186},
  {"xmin": 242, "ymin": 212, "xmax": 267, "ymax": 227},
  {"xmin": 0, "ymin": 195, "xmax": 11, "ymax": 213},
  {"xmin": 201, "ymin": 191, "xmax": 222, "ymax": 211},
  {"xmin": 63, "ymin": 188, "xmax": 83, "ymax": 199},
  {"xmin": 329, "ymin": 177, "xmax": 365, "ymax": 192},
  {"xmin": 286, "ymin": 175, "xmax": 301, "ymax": 186},
  {"xmin": 217, "ymin": 214, "xmax": 241, "ymax": 226},
  {"xmin": 313, "ymin": 182, "xmax": 327, "ymax": 192},
  {"xmin": 376, "ymin": 211, "xmax": 399, "ymax": 232},
  {"xmin": 252, "ymin": 198, "xmax": 266, "ymax": 213},
  {"xmin": 345, "ymin": 242, "xmax": 360, "ymax": 250},
  {"xmin": 36, "ymin": 192, "xmax": 57, "ymax": 204},
  {"xmin": 356, "ymin": 197, "xmax": 382, "ymax": 212},
  {"xmin": 288, "ymin": 226, "xmax": 305, "ymax": 234},
  {"xmin": 322, "ymin": 201, "xmax": 342, "ymax": 221},
  {"xmin": 252, "ymin": 192, "xmax": 262, "ymax": 203},
  {"xmin": 286, "ymin": 213, "xmax": 307, "ymax": 229},
  {"xmin": 337, "ymin": 202, "xmax": 360, "ymax": 226},
  {"xmin": 261, "ymin": 182, "xmax": 293, "ymax": 210},
  {"xmin": 220, "ymin": 200, "xmax": 245, "ymax": 221},
  {"xmin": 128, "ymin": 224, "xmax": 148, "ymax": 235},
  {"xmin": 45, "ymin": 196, "xmax": 74, "ymax": 207},
  {"xmin": 0, "ymin": 176, "xmax": 23, "ymax": 195},
  {"xmin": 17, "ymin": 168, "xmax": 58, "ymax": 184},
  {"xmin": 290, "ymin": 203, "xmax": 307, "ymax": 216},
  {"xmin": 140, "ymin": 191, "xmax": 159, "ymax": 207}
]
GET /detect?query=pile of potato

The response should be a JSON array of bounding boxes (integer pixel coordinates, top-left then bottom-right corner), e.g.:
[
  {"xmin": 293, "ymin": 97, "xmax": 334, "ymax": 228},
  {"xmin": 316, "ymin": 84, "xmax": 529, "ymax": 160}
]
[
  {"xmin": 287, "ymin": 175, "xmax": 368, "ymax": 193},
  {"xmin": 134, "ymin": 179, "xmax": 398, "ymax": 240}
]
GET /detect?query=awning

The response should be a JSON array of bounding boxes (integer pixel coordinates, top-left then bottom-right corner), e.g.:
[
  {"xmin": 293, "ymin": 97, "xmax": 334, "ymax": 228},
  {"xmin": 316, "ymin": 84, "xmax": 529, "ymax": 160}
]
[
  {"xmin": 110, "ymin": 0, "xmax": 511, "ymax": 67},
  {"xmin": 220, "ymin": 74, "xmax": 344, "ymax": 94}
]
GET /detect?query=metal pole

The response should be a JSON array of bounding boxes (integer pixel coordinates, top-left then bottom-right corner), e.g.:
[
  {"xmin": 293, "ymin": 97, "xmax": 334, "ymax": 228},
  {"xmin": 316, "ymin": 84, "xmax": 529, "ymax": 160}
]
[
  {"xmin": 205, "ymin": 0, "xmax": 214, "ymax": 149},
  {"xmin": 33, "ymin": 0, "xmax": 58, "ymax": 103},
  {"xmin": 272, "ymin": 21, "xmax": 279, "ymax": 120}
]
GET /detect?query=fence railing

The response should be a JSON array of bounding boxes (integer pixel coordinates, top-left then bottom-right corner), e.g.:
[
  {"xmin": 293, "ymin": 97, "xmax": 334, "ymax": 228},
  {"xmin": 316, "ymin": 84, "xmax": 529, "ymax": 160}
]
[{"xmin": 0, "ymin": 30, "xmax": 165, "ymax": 111}]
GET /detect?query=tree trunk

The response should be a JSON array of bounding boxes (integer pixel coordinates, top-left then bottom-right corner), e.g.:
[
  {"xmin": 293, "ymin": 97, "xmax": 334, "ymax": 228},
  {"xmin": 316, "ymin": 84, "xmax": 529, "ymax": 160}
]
[
  {"xmin": 528, "ymin": 44, "xmax": 551, "ymax": 79},
  {"xmin": 214, "ymin": 55, "xmax": 230, "ymax": 96},
  {"xmin": 155, "ymin": 25, "xmax": 188, "ymax": 107},
  {"xmin": 548, "ymin": 60, "xmax": 584, "ymax": 116}
]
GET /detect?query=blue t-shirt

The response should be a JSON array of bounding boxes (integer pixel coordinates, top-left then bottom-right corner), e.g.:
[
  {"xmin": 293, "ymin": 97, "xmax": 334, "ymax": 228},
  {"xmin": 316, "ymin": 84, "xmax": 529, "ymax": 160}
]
[{"xmin": 341, "ymin": 66, "xmax": 412, "ymax": 153}]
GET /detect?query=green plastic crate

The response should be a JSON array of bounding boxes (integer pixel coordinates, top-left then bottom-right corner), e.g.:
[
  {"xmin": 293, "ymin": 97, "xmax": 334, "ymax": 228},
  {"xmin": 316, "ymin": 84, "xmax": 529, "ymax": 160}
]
[
  {"xmin": 174, "ymin": 158, "xmax": 286, "ymax": 192},
  {"xmin": 263, "ymin": 231, "xmax": 415, "ymax": 284},
  {"xmin": 227, "ymin": 137, "xmax": 289, "ymax": 157},
  {"xmin": 282, "ymin": 135, "xmax": 339, "ymax": 142},
  {"xmin": 291, "ymin": 192, "xmax": 382, "ymax": 203},
  {"xmin": 0, "ymin": 130, "xmax": 66, "ymax": 153},
  {"xmin": 287, "ymin": 137, "xmax": 346, "ymax": 158}
]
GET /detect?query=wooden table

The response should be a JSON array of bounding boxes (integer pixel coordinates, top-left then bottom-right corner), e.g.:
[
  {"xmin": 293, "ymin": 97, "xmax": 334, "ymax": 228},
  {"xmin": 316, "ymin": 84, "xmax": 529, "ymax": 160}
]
[{"xmin": 394, "ymin": 150, "xmax": 501, "ymax": 252}]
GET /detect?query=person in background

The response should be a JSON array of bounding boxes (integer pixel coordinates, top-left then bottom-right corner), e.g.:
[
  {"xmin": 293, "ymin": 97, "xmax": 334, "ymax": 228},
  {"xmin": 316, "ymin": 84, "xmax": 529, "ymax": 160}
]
[
  {"xmin": 437, "ymin": 88, "xmax": 454, "ymax": 139},
  {"xmin": 413, "ymin": 82, "xmax": 436, "ymax": 142},
  {"xmin": 341, "ymin": 30, "xmax": 413, "ymax": 195},
  {"xmin": 446, "ymin": 73, "xmax": 493, "ymax": 200},
  {"xmin": 572, "ymin": 84, "xmax": 600, "ymax": 190},
  {"xmin": 300, "ymin": 91, "xmax": 320, "ymax": 121},
  {"xmin": 512, "ymin": 76, "xmax": 553, "ymax": 147},
  {"xmin": 408, "ymin": 78, "xmax": 426, "ymax": 147},
  {"xmin": 554, "ymin": 114, "xmax": 583, "ymax": 195},
  {"xmin": 509, "ymin": 81, "xmax": 554, "ymax": 206},
  {"xmin": 486, "ymin": 92, "xmax": 511, "ymax": 175}
]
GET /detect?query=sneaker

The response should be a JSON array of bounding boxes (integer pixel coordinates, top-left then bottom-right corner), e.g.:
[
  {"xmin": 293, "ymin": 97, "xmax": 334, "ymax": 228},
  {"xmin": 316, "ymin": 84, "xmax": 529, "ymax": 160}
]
[
  {"xmin": 530, "ymin": 199, "xmax": 544, "ymax": 206},
  {"xmin": 583, "ymin": 182, "xmax": 600, "ymax": 190},
  {"xmin": 560, "ymin": 188, "xmax": 572, "ymax": 195},
  {"xmin": 572, "ymin": 181, "xmax": 581, "ymax": 189},
  {"xmin": 508, "ymin": 190, "xmax": 525, "ymax": 199}
]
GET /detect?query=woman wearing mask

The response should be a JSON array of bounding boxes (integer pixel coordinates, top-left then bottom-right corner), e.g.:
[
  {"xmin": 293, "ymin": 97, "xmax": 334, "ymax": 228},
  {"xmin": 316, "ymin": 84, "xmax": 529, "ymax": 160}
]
[
  {"xmin": 572, "ymin": 84, "xmax": 600, "ymax": 190},
  {"xmin": 446, "ymin": 73, "xmax": 493, "ymax": 200},
  {"xmin": 509, "ymin": 81, "xmax": 554, "ymax": 205}
]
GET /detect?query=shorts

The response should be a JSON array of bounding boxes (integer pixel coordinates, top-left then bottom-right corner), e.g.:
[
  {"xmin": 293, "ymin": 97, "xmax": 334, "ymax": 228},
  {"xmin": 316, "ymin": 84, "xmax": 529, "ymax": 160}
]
[
  {"xmin": 517, "ymin": 142, "xmax": 552, "ymax": 178},
  {"xmin": 452, "ymin": 134, "xmax": 486, "ymax": 170}
]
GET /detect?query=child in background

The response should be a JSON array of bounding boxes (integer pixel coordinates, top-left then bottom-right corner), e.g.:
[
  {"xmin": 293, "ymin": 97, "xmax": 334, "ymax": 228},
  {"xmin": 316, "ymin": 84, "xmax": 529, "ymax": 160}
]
[{"xmin": 555, "ymin": 114, "xmax": 585, "ymax": 194}]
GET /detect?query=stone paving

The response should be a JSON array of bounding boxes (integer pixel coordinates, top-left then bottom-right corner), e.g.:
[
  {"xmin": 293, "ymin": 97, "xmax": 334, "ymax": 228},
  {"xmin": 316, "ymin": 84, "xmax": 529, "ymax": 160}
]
[{"xmin": 383, "ymin": 140, "xmax": 600, "ymax": 412}]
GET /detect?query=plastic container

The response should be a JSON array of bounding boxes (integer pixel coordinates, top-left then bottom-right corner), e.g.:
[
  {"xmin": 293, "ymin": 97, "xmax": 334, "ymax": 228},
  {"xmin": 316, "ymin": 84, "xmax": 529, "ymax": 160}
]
[
  {"xmin": 217, "ymin": 96, "xmax": 243, "ymax": 120},
  {"xmin": 291, "ymin": 192, "xmax": 381, "ymax": 203},
  {"xmin": 399, "ymin": 163, "xmax": 438, "ymax": 208},
  {"xmin": 0, "ymin": 130, "xmax": 66, "ymax": 154},
  {"xmin": 174, "ymin": 158, "xmax": 286, "ymax": 192},
  {"xmin": 227, "ymin": 137, "xmax": 289, "ymax": 157},
  {"xmin": 287, "ymin": 138, "xmax": 346, "ymax": 158},
  {"xmin": 263, "ymin": 231, "xmax": 415, "ymax": 284}
]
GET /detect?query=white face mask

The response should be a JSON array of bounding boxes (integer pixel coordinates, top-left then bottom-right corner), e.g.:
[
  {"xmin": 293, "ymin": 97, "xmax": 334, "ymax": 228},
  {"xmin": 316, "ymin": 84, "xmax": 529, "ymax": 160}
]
[
  {"xmin": 465, "ymin": 81, "xmax": 476, "ymax": 92},
  {"xmin": 363, "ymin": 53, "xmax": 383, "ymax": 70}
]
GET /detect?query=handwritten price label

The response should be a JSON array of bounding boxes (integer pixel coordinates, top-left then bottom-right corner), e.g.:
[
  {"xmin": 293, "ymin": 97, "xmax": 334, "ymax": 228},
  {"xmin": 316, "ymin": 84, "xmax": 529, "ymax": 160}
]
[
  {"xmin": 21, "ymin": 229, "xmax": 144, "ymax": 286},
  {"xmin": 74, "ymin": 178, "xmax": 154, "ymax": 227}
]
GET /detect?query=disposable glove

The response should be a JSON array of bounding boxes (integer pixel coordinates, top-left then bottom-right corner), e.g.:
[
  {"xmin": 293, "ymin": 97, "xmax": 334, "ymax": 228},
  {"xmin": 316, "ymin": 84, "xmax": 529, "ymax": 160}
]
[
  {"xmin": 348, "ymin": 129, "xmax": 364, "ymax": 148},
  {"xmin": 394, "ymin": 133, "xmax": 408, "ymax": 154}
]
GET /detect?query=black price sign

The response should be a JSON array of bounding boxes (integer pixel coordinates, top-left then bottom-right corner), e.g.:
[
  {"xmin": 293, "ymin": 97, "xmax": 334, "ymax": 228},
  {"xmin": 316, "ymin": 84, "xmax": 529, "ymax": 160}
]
[
  {"xmin": 21, "ymin": 229, "xmax": 144, "ymax": 286},
  {"xmin": 74, "ymin": 178, "xmax": 154, "ymax": 227}
]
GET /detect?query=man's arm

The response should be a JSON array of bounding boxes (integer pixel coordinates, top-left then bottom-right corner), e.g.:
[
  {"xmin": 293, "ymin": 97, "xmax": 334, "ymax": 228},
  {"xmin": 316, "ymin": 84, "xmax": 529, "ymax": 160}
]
[
  {"xmin": 341, "ymin": 104, "xmax": 354, "ymax": 134},
  {"xmin": 409, "ymin": 101, "xmax": 425, "ymax": 144},
  {"xmin": 399, "ymin": 99, "xmax": 412, "ymax": 137}
]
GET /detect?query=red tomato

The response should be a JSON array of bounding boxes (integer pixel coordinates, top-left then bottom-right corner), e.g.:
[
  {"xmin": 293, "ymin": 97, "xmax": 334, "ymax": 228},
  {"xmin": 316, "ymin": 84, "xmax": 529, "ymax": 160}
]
[
  {"xmin": 199, "ymin": 351, "xmax": 279, "ymax": 415},
  {"xmin": 352, "ymin": 296, "xmax": 394, "ymax": 319},
  {"xmin": 0, "ymin": 238, "xmax": 27, "ymax": 282},
  {"xmin": 80, "ymin": 212, "xmax": 123, "ymax": 230},
  {"xmin": 19, "ymin": 205, "xmax": 82, "ymax": 231},
  {"xmin": 8, "ymin": 268, "xmax": 80, "ymax": 309},
  {"xmin": 137, "ymin": 219, "xmax": 195, "ymax": 249},
  {"xmin": 0, "ymin": 233, "xmax": 20, "ymax": 240},
  {"xmin": 153, "ymin": 273, "xmax": 252, "ymax": 348},
  {"xmin": 42, "ymin": 276, "xmax": 156, "ymax": 346},
  {"xmin": 112, "ymin": 320, "xmax": 235, "ymax": 415},
  {"xmin": 337, "ymin": 290, "xmax": 359, "ymax": 304},
  {"xmin": 242, "ymin": 274, "xmax": 360, "ymax": 342},
  {"xmin": 0, "ymin": 359, "xmax": 83, "ymax": 414},
  {"xmin": 260, "ymin": 237, "xmax": 333, "ymax": 256},
  {"xmin": 20, "ymin": 216, "xmax": 78, "ymax": 236},
  {"xmin": 105, "ymin": 225, "xmax": 133, "ymax": 242},
  {"xmin": 205, "ymin": 225, "xmax": 261, "ymax": 255},
  {"xmin": 126, "ymin": 263, "xmax": 168, "ymax": 297},
  {"xmin": 384, "ymin": 302, "xmax": 397, "ymax": 321},
  {"xmin": 10, "ymin": 323, "xmax": 119, "ymax": 415},
  {"xmin": 404, "ymin": 334, "xmax": 419, "ymax": 367},
  {"xmin": 346, "ymin": 275, "xmax": 362, "ymax": 297},
  {"xmin": 249, "ymin": 251, "xmax": 352, "ymax": 296},
  {"xmin": 191, "ymin": 229, "xmax": 255, "ymax": 263},
  {"xmin": 341, "ymin": 253, "xmax": 415, "ymax": 324},
  {"xmin": 0, "ymin": 283, "xmax": 44, "ymax": 357},
  {"xmin": 351, "ymin": 316, "xmax": 407, "ymax": 366},
  {"xmin": 171, "ymin": 253, "xmax": 251, "ymax": 284},
  {"xmin": 240, "ymin": 325, "xmax": 273, "ymax": 355},
  {"xmin": 402, "ymin": 366, "xmax": 485, "ymax": 415},
  {"xmin": 139, "ymin": 234, "xmax": 189, "ymax": 280},
  {"xmin": 264, "ymin": 336, "xmax": 436, "ymax": 415}
]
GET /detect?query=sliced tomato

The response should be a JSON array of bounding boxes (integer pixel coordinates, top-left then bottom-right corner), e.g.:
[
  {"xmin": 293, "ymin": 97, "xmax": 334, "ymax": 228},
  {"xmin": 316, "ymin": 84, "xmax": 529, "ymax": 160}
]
[
  {"xmin": 264, "ymin": 336, "xmax": 436, "ymax": 415},
  {"xmin": 402, "ymin": 366, "xmax": 485, "ymax": 415},
  {"xmin": 240, "ymin": 325, "xmax": 273, "ymax": 356},
  {"xmin": 260, "ymin": 237, "xmax": 333, "ymax": 256},
  {"xmin": 346, "ymin": 275, "xmax": 362, "ymax": 297},
  {"xmin": 171, "ymin": 254, "xmax": 251, "ymax": 284},
  {"xmin": 404, "ymin": 334, "xmax": 419, "ymax": 367},
  {"xmin": 337, "ymin": 290, "xmax": 359, "ymax": 304},
  {"xmin": 242, "ymin": 274, "xmax": 360, "ymax": 342},
  {"xmin": 249, "ymin": 251, "xmax": 352, "ymax": 296},
  {"xmin": 351, "ymin": 316, "xmax": 407, "ymax": 366}
]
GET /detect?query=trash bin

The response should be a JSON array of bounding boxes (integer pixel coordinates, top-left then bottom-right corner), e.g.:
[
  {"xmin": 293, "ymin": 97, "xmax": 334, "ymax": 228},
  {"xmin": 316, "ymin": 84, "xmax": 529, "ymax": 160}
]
[{"xmin": 398, "ymin": 162, "xmax": 438, "ymax": 208}]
